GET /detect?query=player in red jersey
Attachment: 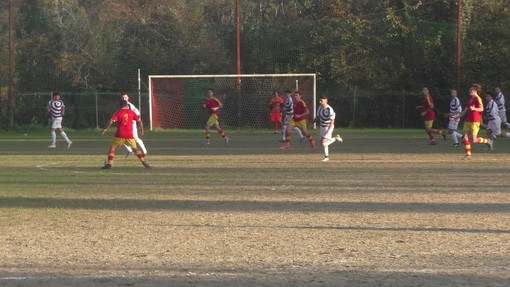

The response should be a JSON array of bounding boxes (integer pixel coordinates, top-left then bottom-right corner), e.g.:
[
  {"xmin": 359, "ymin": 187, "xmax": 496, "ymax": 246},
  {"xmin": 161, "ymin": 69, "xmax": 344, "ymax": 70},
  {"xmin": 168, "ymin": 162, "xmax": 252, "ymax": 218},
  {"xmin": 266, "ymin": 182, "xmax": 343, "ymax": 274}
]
[
  {"xmin": 268, "ymin": 91, "xmax": 284, "ymax": 133},
  {"xmin": 101, "ymin": 100, "xmax": 150, "ymax": 169},
  {"xmin": 203, "ymin": 89, "xmax": 229, "ymax": 145},
  {"xmin": 416, "ymin": 87, "xmax": 446, "ymax": 145},
  {"xmin": 454, "ymin": 85, "xmax": 493, "ymax": 160},
  {"xmin": 280, "ymin": 91, "xmax": 316, "ymax": 151}
]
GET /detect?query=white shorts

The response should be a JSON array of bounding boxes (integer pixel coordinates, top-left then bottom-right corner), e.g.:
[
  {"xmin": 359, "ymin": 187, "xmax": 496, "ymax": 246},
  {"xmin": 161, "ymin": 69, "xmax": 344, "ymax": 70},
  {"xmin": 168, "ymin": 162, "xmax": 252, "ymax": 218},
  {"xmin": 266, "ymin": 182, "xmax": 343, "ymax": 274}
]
[
  {"xmin": 320, "ymin": 125, "xmax": 334, "ymax": 139},
  {"xmin": 51, "ymin": 118, "xmax": 63, "ymax": 129},
  {"xmin": 487, "ymin": 119, "xmax": 502, "ymax": 136},
  {"xmin": 283, "ymin": 114, "xmax": 292, "ymax": 126},
  {"xmin": 447, "ymin": 117, "xmax": 460, "ymax": 130}
]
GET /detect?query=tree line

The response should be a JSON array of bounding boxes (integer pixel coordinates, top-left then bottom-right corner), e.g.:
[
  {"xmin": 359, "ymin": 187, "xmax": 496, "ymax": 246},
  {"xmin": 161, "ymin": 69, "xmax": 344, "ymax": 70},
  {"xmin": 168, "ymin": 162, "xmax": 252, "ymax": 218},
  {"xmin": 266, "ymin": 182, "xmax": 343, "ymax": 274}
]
[{"xmin": 1, "ymin": 0, "xmax": 510, "ymax": 129}]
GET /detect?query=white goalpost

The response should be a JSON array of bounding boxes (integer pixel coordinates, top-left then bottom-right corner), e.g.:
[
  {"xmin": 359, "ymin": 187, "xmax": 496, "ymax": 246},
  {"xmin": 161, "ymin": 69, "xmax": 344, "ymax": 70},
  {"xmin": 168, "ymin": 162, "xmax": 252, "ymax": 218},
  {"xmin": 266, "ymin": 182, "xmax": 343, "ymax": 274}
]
[{"xmin": 148, "ymin": 73, "xmax": 316, "ymax": 130}]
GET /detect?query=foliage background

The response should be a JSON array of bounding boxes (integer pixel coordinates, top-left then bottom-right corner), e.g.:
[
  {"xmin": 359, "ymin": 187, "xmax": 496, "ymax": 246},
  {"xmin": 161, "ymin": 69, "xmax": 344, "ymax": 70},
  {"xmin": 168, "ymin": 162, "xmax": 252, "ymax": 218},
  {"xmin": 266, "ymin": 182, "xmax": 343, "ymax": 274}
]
[{"xmin": 1, "ymin": 0, "xmax": 510, "ymax": 129}]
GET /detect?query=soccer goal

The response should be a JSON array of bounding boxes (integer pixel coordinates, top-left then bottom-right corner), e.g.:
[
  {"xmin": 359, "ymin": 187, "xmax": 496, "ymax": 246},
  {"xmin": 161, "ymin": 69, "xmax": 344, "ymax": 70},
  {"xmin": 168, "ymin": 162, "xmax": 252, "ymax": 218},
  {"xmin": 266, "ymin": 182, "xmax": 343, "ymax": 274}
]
[{"xmin": 148, "ymin": 74, "xmax": 316, "ymax": 130}]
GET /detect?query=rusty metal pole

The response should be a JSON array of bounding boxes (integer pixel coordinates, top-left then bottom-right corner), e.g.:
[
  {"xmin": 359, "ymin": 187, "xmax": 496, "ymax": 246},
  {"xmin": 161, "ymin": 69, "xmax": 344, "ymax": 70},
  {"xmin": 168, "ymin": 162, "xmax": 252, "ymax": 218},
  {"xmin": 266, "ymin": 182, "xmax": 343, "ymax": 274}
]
[
  {"xmin": 8, "ymin": 0, "xmax": 15, "ymax": 129},
  {"xmin": 456, "ymin": 0, "xmax": 462, "ymax": 94},
  {"xmin": 236, "ymin": 0, "xmax": 241, "ymax": 90}
]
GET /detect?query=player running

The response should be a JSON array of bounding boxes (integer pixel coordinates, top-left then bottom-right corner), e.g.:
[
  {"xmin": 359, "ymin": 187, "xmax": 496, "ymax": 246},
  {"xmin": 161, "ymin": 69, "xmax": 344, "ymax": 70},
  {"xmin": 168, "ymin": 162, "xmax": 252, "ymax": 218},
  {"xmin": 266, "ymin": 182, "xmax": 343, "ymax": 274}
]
[
  {"xmin": 203, "ymin": 89, "xmax": 229, "ymax": 145},
  {"xmin": 280, "ymin": 91, "xmax": 316, "ymax": 151},
  {"xmin": 483, "ymin": 91, "xmax": 510, "ymax": 145},
  {"xmin": 314, "ymin": 95, "xmax": 343, "ymax": 162},
  {"xmin": 101, "ymin": 99, "xmax": 151, "ymax": 169},
  {"xmin": 416, "ymin": 87, "xmax": 446, "ymax": 145},
  {"xmin": 445, "ymin": 89, "xmax": 464, "ymax": 147},
  {"xmin": 454, "ymin": 86, "xmax": 493, "ymax": 160},
  {"xmin": 279, "ymin": 90, "xmax": 304, "ymax": 143}
]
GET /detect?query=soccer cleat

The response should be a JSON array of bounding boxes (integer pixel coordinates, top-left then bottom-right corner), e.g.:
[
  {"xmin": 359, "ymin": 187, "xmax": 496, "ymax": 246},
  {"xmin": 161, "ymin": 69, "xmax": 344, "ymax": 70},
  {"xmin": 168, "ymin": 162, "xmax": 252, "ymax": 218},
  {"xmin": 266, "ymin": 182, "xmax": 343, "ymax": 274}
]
[
  {"xmin": 311, "ymin": 139, "xmax": 316, "ymax": 151},
  {"xmin": 462, "ymin": 155, "xmax": 472, "ymax": 160},
  {"xmin": 142, "ymin": 161, "xmax": 151, "ymax": 169},
  {"xmin": 48, "ymin": 144, "xmax": 56, "ymax": 148},
  {"xmin": 335, "ymin": 134, "xmax": 343, "ymax": 142},
  {"xmin": 279, "ymin": 144, "xmax": 290, "ymax": 150},
  {"xmin": 442, "ymin": 133, "xmax": 447, "ymax": 141},
  {"xmin": 487, "ymin": 139, "xmax": 494, "ymax": 151},
  {"xmin": 322, "ymin": 157, "xmax": 329, "ymax": 162},
  {"xmin": 278, "ymin": 139, "xmax": 286, "ymax": 143},
  {"xmin": 125, "ymin": 151, "xmax": 132, "ymax": 158},
  {"xmin": 101, "ymin": 163, "xmax": 112, "ymax": 169},
  {"xmin": 202, "ymin": 141, "xmax": 210, "ymax": 146},
  {"xmin": 453, "ymin": 143, "xmax": 460, "ymax": 147},
  {"xmin": 224, "ymin": 137, "xmax": 230, "ymax": 145},
  {"xmin": 429, "ymin": 141, "xmax": 436, "ymax": 145},
  {"xmin": 67, "ymin": 141, "xmax": 72, "ymax": 149}
]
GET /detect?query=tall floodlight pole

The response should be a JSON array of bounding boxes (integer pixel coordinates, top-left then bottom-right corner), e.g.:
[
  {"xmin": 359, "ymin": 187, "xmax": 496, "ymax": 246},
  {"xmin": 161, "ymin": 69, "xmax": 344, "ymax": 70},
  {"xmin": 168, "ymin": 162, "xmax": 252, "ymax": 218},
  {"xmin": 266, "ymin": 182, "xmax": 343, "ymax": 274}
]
[
  {"xmin": 236, "ymin": 0, "xmax": 241, "ymax": 90},
  {"xmin": 456, "ymin": 0, "xmax": 462, "ymax": 93},
  {"xmin": 8, "ymin": 0, "xmax": 15, "ymax": 129}
]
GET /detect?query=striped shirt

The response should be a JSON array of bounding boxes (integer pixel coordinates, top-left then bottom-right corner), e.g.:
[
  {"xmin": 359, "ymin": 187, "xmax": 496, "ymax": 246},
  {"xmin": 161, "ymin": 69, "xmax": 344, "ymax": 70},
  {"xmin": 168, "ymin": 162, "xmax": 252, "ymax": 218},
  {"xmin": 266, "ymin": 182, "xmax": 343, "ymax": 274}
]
[
  {"xmin": 283, "ymin": 96, "xmax": 294, "ymax": 116},
  {"xmin": 317, "ymin": 105, "xmax": 336, "ymax": 127},
  {"xmin": 47, "ymin": 99, "xmax": 65, "ymax": 119},
  {"xmin": 495, "ymin": 92, "xmax": 506, "ymax": 112},
  {"xmin": 449, "ymin": 97, "xmax": 462, "ymax": 115},
  {"xmin": 484, "ymin": 99, "xmax": 498, "ymax": 122}
]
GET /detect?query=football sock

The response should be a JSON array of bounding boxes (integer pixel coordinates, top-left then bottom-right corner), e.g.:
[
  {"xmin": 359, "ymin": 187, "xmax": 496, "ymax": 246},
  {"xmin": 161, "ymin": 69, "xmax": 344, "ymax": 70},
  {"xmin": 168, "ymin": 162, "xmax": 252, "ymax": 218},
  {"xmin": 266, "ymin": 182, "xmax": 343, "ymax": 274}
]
[
  {"xmin": 136, "ymin": 138, "xmax": 147, "ymax": 154},
  {"xmin": 50, "ymin": 131, "xmax": 56, "ymax": 145},
  {"xmin": 60, "ymin": 131, "xmax": 71, "ymax": 143}
]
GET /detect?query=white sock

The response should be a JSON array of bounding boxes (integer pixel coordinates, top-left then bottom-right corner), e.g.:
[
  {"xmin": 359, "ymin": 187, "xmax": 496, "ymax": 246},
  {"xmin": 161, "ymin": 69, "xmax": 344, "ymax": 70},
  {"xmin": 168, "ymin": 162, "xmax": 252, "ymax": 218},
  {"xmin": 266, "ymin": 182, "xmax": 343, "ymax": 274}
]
[
  {"xmin": 293, "ymin": 126, "xmax": 304, "ymax": 138},
  {"xmin": 323, "ymin": 144, "xmax": 329, "ymax": 157},
  {"xmin": 136, "ymin": 138, "xmax": 147, "ymax": 154},
  {"xmin": 281, "ymin": 124, "xmax": 288, "ymax": 140},
  {"xmin": 60, "ymin": 131, "xmax": 71, "ymax": 143},
  {"xmin": 124, "ymin": 144, "xmax": 133, "ymax": 153},
  {"xmin": 50, "ymin": 131, "xmax": 56, "ymax": 145}
]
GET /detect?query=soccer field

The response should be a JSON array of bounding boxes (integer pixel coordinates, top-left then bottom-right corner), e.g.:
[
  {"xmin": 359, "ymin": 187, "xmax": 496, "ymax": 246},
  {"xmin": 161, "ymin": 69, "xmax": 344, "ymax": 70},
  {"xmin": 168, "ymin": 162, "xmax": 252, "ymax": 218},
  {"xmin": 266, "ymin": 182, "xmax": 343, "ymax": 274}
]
[{"xmin": 0, "ymin": 129, "xmax": 509, "ymax": 287}]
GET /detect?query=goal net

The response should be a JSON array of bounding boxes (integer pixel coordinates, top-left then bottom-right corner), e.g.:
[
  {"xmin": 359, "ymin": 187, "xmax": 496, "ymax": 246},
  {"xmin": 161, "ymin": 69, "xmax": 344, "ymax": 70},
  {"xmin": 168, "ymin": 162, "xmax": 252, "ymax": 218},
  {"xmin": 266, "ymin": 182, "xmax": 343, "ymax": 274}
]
[{"xmin": 148, "ymin": 74, "xmax": 316, "ymax": 130}]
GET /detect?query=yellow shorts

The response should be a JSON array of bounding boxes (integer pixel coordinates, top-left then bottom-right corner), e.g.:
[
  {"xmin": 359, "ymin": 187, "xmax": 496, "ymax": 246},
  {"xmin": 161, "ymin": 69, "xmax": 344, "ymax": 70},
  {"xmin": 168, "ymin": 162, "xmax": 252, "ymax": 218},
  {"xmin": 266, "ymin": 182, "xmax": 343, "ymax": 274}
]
[
  {"xmin": 206, "ymin": 114, "xmax": 219, "ymax": 127},
  {"xmin": 290, "ymin": 119, "xmax": 308, "ymax": 133},
  {"xmin": 111, "ymin": 138, "xmax": 137, "ymax": 148},
  {"xmin": 463, "ymin": 122, "xmax": 480, "ymax": 137},
  {"xmin": 424, "ymin": 120, "xmax": 434, "ymax": 129}
]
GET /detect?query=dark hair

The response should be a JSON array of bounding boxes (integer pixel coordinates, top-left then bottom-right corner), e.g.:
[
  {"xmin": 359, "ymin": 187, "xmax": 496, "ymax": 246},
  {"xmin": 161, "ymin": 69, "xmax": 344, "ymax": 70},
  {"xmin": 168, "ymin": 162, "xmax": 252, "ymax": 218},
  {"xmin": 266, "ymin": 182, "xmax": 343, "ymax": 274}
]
[
  {"xmin": 285, "ymin": 90, "xmax": 291, "ymax": 93},
  {"xmin": 120, "ymin": 99, "xmax": 128, "ymax": 107},
  {"xmin": 52, "ymin": 92, "xmax": 60, "ymax": 97},
  {"xmin": 485, "ymin": 91, "xmax": 495, "ymax": 98},
  {"xmin": 320, "ymin": 95, "xmax": 328, "ymax": 100}
]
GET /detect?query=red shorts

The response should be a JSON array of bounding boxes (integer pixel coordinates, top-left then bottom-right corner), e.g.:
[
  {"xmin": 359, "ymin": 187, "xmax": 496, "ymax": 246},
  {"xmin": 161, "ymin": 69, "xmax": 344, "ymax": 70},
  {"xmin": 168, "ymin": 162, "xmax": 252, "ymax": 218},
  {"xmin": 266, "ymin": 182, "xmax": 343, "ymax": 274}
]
[{"xmin": 270, "ymin": 112, "xmax": 282, "ymax": 122}]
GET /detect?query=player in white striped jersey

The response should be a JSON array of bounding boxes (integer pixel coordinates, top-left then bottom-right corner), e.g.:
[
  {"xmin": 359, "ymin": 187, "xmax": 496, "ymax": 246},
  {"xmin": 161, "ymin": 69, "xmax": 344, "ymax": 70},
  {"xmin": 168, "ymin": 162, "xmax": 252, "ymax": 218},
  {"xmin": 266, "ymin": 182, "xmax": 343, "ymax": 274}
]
[
  {"xmin": 279, "ymin": 90, "xmax": 304, "ymax": 143},
  {"xmin": 47, "ymin": 92, "xmax": 72, "ymax": 149},
  {"xmin": 484, "ymin": 91, "xmax": 510, "ymax": 148},
  {"xmin": 445, "ymin": 89, "xmax": 463, "ymax": 147},
  {"xmin": 494, "ymin": 87, "xmax": 510, "ymax": 129},
  {"xmin": 314, "ymin": 95, "xmax": 343, "ymax": 162},
  {"xmin": 121, "ymin": 94, "xmax": 148, "ymax": 156}
]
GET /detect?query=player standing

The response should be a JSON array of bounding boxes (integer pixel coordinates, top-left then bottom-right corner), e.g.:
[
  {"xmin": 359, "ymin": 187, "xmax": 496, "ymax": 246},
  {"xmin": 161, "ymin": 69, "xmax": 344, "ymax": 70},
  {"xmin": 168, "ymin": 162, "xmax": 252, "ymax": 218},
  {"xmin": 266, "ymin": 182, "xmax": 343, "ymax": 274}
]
[
  {"xmin": 121, "ymin": 93, "xmax": 148, "ymax": 157},
  {"xmin": 203, "ymin": 89, "xmax": 229, "ymax": 145},
  {"xmin": 455, "ymin": 86, "xmax": 493, "ymax": 160},
  {"xmin": 268, "ymin": 91, "xmax": 284, "ymax": 133},
  {"xmin": 47, "ymin": 92, "xmax": 72, "ymax": 149},
  {"xmin": 416, "ymin": 87, "xmax": 446, "ymax": 145},
  {"xmin": 314, "ymin": 95, "xmax": 343, "ymax": 161},
  {"xmin": 445, "ymin": 89, "xmax": 463, "ymax": 147},
  {"xmin": 101, "ymin": 99, "xmax": 150, "ymax": 169},
  {"xmin": 280, "ymin": 91, "xmax": 316, "ymax": 150}
]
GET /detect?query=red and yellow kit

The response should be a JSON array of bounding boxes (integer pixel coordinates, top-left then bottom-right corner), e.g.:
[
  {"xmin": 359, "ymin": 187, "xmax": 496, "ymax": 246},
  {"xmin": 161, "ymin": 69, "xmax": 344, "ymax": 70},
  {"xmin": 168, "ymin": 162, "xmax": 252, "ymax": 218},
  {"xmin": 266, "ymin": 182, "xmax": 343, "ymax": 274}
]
[
  {"xmin": 466, "ymin": 94, "xmax": 483, "ymax": 123},
  {"xmin": 422, "ymin": 95, "xmax": 436, "ymax": 121},
  {"xmin": 205, "ymin": 97, "xmax": 222, "ymax": 116},
  {"xmin": 111, "ymin": 109, "xmax": 139, "ymax": 139},
  {"xmin": 293, "ymin": 99, "xmax": 308, "ymax": 121}
]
